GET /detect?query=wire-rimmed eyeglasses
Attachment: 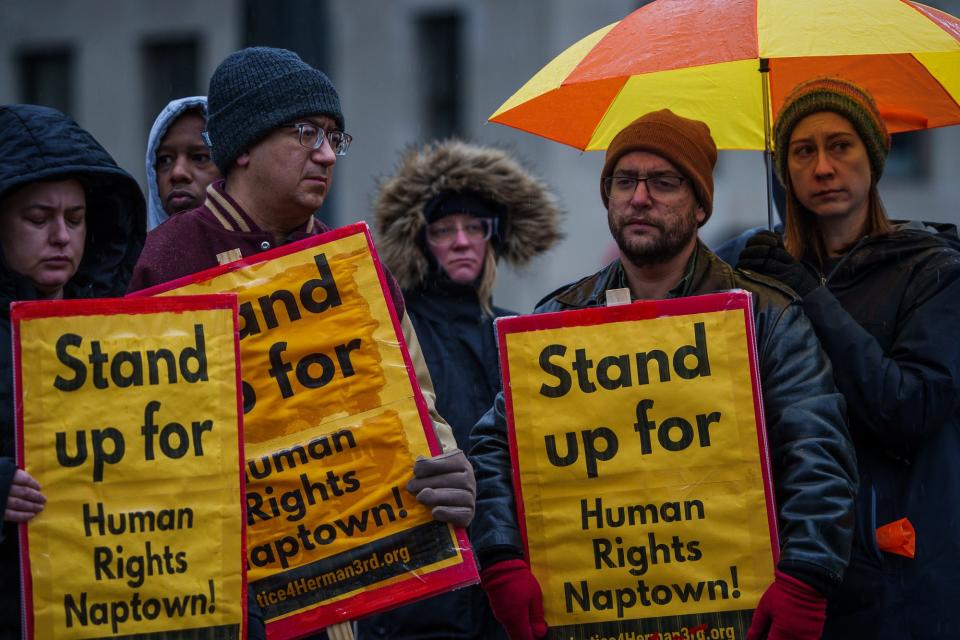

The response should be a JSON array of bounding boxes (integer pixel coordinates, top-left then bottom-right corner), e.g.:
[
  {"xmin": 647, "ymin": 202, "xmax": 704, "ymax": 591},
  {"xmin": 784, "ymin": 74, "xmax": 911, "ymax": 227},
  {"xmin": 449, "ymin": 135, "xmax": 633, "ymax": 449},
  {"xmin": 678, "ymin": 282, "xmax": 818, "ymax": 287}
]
[
  {"xmin": 603, "ymin": 173, "xmax": 687, "ymax": 201},
  {"xmin": 281, "ymin": 122, "xmax": 353, "ymax": 156},
  {"xmin": 425, "ymin": 217, "xmax": 495, "ymax": 247}
]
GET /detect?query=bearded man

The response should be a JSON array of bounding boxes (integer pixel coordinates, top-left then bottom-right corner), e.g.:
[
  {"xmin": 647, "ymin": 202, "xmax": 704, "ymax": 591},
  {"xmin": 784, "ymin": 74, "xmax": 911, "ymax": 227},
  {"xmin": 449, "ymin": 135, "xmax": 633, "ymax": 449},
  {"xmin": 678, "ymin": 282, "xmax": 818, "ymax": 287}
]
[{"xmin": 469, "ymin": 109, "xmax": 858, "ymax": 640}]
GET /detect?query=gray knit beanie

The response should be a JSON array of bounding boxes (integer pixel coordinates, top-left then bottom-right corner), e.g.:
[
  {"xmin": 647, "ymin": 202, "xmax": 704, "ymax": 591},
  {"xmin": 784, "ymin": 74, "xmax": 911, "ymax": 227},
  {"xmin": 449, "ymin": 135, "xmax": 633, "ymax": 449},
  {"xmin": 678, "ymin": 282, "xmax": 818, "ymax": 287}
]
[{"xmin": 206, "ymin": 46, "xmax": 345, "ymax": 173}]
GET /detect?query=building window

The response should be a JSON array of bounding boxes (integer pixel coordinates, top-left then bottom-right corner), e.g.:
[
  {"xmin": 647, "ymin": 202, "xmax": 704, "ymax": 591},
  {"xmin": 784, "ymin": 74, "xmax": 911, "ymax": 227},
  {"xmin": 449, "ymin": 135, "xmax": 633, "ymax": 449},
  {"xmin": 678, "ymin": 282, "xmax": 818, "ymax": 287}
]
[
  {"xmin": 885, "ymin": 130, "xmax": 930, "ymax": 182},
  {"xmin": 242, "ymin": 0, "xmax": 329, "ymax": 67},
  {"xmin": 142, "ymin": 38, "xmax": 200, "ymax": 126},
  {"xmin": 242, "ymin": 0, "xmax": 333, "ymax": 223},
  {"xmin": 18, "ymin": 48, "xmax": 73, "ymax": 116},
  {"xmin": 416, "ymin": 11, "xmax": 462, "ymax": 141}
]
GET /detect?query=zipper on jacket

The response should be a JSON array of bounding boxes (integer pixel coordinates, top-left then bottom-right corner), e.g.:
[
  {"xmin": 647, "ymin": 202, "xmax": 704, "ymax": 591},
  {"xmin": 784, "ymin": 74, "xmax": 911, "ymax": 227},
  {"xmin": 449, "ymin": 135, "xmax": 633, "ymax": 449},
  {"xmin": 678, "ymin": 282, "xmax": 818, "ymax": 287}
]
[{"xmin": 806, "ymin": 235, "xmax": 873, "ymax": 287}]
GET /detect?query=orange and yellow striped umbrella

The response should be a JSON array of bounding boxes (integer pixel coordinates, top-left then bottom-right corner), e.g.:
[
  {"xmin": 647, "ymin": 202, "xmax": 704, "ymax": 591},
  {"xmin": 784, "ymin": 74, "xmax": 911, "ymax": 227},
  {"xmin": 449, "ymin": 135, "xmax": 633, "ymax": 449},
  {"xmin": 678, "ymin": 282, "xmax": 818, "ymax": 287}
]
[{"xmin": 490, "ymin": 0, "xmax": 960, "ymax": 151}]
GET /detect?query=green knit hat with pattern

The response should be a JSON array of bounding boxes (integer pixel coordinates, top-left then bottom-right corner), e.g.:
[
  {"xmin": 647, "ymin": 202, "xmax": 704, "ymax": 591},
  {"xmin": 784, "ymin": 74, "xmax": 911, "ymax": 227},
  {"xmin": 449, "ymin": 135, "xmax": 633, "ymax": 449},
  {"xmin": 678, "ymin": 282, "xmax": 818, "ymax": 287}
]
[{"xmin": 773, "ymin": 77, "xmax": 890, "ymax": 184}]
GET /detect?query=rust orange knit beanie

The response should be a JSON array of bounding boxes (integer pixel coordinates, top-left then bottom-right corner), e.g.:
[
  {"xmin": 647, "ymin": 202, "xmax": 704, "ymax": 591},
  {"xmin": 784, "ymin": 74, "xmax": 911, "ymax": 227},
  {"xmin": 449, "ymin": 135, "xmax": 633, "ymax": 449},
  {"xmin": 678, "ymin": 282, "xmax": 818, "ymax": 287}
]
[{"xmin": 600, "ymin": 109, "xmax": 717, "ymax": 223}]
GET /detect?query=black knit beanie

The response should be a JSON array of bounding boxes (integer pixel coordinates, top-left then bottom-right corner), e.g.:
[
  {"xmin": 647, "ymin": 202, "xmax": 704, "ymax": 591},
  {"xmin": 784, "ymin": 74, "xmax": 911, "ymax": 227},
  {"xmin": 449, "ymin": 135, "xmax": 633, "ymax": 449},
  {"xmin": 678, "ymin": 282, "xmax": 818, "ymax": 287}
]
[
  {"xmin": 422, "ymin": 189, "xmax": 507, "ymax": 251},
  {"xmin": 206, "ymin": 47, "xmax": 345, "ymax": 173}
]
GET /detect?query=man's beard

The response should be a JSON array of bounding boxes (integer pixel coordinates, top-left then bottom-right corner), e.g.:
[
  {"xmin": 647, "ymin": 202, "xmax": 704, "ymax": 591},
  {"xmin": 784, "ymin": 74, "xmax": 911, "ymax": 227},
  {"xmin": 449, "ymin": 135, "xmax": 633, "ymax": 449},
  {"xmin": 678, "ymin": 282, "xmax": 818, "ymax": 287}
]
[{"xmin": 608, "ymin": 207, "xmax": 698, "ymax": 267}]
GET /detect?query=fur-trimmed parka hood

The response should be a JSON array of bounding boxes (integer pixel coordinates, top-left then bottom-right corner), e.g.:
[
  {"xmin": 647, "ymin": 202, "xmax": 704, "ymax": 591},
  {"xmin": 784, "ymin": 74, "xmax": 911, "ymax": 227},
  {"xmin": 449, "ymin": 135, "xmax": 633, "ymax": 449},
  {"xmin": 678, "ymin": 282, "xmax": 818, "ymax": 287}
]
[{"xmin": 374, "ymin": 140, "xmax": 563, "ymax": 290}]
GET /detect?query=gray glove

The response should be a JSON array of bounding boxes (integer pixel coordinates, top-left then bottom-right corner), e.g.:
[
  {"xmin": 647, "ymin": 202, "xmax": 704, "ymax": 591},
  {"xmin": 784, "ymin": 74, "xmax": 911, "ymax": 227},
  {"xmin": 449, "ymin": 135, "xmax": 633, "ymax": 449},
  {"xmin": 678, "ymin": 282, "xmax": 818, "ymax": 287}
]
[{"xmin": 407, "ymin": 449, "xmax": 476, "ymax": 528}]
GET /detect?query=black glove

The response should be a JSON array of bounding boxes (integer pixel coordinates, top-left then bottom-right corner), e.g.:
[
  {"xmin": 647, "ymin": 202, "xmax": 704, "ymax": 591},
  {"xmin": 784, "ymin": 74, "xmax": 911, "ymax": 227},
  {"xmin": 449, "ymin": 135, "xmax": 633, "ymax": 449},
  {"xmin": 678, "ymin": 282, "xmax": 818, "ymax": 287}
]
[{"xmin": 737, "ymin": 231, "xmax": 819, "ymax": 298}]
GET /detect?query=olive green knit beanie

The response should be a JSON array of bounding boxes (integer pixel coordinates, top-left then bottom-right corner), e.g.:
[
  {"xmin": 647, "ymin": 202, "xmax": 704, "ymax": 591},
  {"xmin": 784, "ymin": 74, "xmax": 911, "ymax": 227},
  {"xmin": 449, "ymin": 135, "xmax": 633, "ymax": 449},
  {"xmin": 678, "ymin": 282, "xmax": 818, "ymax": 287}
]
[{"xmin": 773, "ymin": 77, "xmax": 890, "ymax": 184}]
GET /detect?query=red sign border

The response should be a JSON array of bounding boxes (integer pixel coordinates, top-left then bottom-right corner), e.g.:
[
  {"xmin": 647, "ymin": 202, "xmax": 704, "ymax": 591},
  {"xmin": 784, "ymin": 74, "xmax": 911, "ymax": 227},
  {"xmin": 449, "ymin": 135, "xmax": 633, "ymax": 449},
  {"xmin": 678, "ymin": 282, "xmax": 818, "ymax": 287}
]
[{"xmin": 12, "ymin": 293, "xmax": 247, "ymax": 639}]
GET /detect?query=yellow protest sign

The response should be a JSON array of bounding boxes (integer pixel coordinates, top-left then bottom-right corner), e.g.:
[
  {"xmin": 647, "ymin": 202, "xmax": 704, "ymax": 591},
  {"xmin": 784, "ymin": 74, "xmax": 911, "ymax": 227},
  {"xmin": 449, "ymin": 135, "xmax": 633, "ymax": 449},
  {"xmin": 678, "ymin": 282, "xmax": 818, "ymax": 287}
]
[
  {"xmin": 498, "ymin": 291, "xmax": 776, "ymax": 639},
  {"xmin": 13, "ymin": 295, "xmax": 245, "ymax": 639},
  {"xmin": 134, "ymin": 224, "xmax": 475, "ymax": 638}
]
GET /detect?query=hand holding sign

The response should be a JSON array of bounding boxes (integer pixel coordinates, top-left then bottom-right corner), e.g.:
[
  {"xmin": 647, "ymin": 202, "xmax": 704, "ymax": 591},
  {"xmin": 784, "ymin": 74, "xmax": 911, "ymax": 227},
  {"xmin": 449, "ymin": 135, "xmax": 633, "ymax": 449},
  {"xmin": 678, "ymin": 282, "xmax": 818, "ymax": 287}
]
[
  {"xmin": 480, "ymin": 559, "xmax": 548, "ymax": 640},
  {"xmin": 407, "ymin": 450, "xmax": 476, "ymax": 528},
  {"xmin": 3, "ymin": 469, "xmax": 46, "ymax": 522},
  {"xmin": 746, "ymin": 570, "xmax": 826, "ymax": 640}
]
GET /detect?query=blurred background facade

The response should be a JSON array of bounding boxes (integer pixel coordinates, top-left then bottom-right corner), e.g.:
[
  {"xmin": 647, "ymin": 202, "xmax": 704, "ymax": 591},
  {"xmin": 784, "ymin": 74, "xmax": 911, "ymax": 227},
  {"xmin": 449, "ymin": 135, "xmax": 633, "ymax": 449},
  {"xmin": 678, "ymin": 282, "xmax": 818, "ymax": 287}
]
[{"xmin": 2, "ymin": 0, "xmax": 958, "ymax": 311}]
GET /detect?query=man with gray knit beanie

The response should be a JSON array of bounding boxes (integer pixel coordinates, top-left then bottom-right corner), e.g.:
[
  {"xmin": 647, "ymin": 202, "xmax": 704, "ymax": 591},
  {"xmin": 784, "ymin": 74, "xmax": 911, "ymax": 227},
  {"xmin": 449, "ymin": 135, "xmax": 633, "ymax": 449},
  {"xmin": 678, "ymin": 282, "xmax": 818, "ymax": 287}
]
[
  {"xmin": 130, "ymin": 46, "xmax": 475, "ymax": 639},
  {"xmin": 204, "ymin": 46, "xmax": 345, "ymax": 176},
  {"xmin": 470, "ymin": 110, "xmax": 857, "ymax": 640}
]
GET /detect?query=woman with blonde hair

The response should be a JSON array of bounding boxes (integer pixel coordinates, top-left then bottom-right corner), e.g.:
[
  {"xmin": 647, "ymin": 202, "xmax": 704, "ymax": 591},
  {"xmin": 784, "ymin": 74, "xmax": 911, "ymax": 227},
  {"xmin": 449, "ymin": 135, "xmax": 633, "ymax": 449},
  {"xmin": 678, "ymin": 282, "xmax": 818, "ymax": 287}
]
[
  {"xmin": 358, "ymin": 140, "xmax": 562, "ymax": 639},
  {"xmin": 738, "ymin": 77, "xmax": 960, "ymax": 639}
]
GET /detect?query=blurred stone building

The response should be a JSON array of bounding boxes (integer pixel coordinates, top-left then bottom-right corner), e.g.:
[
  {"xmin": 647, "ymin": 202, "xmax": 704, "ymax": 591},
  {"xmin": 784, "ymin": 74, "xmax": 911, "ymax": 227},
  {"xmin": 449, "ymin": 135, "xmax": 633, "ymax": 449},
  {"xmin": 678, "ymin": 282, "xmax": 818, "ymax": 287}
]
[{"xmin": 2, "ymin": 0, "xmax": 958, "ymax": 310}]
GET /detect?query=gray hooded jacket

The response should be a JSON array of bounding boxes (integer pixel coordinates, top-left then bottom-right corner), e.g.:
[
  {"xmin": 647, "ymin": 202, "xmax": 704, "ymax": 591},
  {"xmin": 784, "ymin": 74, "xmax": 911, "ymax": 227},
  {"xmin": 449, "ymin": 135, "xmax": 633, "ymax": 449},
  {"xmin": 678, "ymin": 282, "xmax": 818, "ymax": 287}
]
[{"xmin": 144, "ymin": 96, "xmax": 208, "ymax": 231}]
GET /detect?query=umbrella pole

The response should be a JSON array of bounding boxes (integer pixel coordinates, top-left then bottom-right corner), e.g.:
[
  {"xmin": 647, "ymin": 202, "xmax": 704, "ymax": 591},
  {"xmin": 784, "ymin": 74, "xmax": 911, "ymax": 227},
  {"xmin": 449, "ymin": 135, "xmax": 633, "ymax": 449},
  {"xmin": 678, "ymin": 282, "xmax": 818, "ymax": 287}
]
[{"xmin": 760, "ymin": 58, "xmax": 775, "ymax": 232}]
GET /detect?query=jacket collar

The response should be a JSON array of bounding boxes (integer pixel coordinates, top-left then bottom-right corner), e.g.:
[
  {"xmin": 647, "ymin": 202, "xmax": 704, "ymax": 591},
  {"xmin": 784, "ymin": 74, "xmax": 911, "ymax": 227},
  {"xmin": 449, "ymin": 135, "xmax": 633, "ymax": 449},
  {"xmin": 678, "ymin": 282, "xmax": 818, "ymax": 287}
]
[
  {"xmin": 203, "ymin": 180, "xmax": 317, "ymax": 236},
  {"xmin": 552, "ymin": 241, "xmax": 735, "ymax": 308},
  {"xmin": 686, "ymin": 241, "xmax": 739, "ymax": 294}
]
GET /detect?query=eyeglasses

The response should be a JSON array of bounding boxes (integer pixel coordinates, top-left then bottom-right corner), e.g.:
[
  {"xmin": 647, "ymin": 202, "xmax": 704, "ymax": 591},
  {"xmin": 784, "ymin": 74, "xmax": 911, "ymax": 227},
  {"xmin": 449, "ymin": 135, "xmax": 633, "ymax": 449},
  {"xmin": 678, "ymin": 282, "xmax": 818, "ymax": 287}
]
[
  {"xmin": 603, "ymin": 173, "xmax": 687, "ymax": 201},
  {"xmin": 425, "ymin": 218, "xmax": 495, "ymax": 247},
  {"xmin": 281, "ymin": 122, "xmax": 353, "ymax": 156}
]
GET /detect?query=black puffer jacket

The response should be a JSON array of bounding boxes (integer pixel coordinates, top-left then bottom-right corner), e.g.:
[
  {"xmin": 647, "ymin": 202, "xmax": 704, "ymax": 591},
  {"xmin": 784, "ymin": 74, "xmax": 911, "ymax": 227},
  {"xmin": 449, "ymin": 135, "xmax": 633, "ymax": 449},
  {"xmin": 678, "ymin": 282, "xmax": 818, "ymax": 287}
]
[
  {"xmin": 794, "ymin": 222, "xmax": 960, "ymax": 640},
  {"xmin": 406, "ymin": 278, "xmax": 513, "ymax": 452},
  {"xmin": 0, "ymin": 104, "xmax": 145, "ymax": 639},
  {"xmin": 470, "ymin": 242, "xmax": 858, "ymax": 595}
]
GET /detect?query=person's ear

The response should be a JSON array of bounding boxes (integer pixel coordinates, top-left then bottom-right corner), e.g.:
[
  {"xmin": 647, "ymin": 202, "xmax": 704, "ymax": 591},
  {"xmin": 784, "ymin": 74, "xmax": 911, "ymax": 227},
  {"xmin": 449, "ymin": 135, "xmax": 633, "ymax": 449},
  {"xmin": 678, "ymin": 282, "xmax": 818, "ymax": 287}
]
[
  {"xmin": 235, "ymin": 151, "xmax": 251, "ymax": 168},
  {"xmin": 696, "ymin": 205, "xmax": 706, "ymax": 226}
]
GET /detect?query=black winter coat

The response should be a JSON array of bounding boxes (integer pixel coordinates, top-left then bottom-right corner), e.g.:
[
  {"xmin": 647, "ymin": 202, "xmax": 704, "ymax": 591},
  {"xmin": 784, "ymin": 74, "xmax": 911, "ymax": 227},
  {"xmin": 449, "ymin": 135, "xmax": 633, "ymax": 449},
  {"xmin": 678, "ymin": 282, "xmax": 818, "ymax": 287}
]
[
  {"xmin": 796, "ymin": 222, "xmax": 960, "ymax": 640},
  {"xmin": 470, "ymin": 243, "xmax": 858, "ymax": 595},
  {"xmin": 0, "ymin": 104, "xmax": 145, "ymax": 639},
  {"xmin": 357, "ymin": 277, "xmax": 508, "ymax": 639}
]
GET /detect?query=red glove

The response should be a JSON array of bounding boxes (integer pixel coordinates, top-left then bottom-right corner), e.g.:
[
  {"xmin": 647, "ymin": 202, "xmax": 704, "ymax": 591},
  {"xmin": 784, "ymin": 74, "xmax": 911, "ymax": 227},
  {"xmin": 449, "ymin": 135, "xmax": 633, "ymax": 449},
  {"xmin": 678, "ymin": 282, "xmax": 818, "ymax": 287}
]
[
  {"xmin": 746, "ymin": 570, "xmax": 826, "ymax": 640},
  {"xmin": 480, "ymin": 559, "xmax": 548, "ymax": 640}
]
